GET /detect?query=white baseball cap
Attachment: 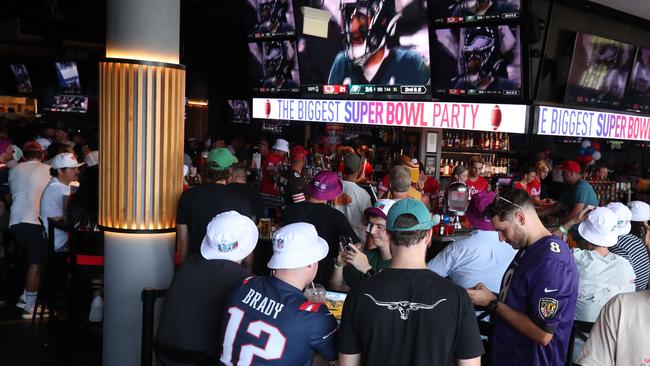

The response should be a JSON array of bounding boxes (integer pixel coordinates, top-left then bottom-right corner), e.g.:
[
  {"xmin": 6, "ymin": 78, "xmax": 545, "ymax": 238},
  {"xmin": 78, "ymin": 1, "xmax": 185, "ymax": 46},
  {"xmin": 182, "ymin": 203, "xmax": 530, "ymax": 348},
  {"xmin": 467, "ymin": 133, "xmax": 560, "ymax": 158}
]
[
  {"xmin": 364, "ymin": 199, "xmax": 397, "ymax": 220},
  {"xmin": 50, "ymin": 153, "xmax": 85, "ymax": 169},
  {"xmin": 200, "ymin": 211, "xmax": 258, "ymax": 262},
  {"xmin": 85, "ymin": 150, "xmax": 99, "ymax": 167},
  {"xmin": 272, "ymin": 138, "xmax": 290, "ymax": 153},
  {"xmin": 35, "ymin": 138, "xmax": 51, "ymax": 151},
  {"xmin": 578, "ymin": 207, "xmax": 619, "ymax": 247},
  {"xmin": 628, "ymin": 201, "xmax": 650, "ymax": 222},
  {"xmin": 606, "ymin": 202, "xmax": 632, "ymax": 236},
  {"xmin": 267, "ymin": 223, "xmax": 329, "ymax": 270}
]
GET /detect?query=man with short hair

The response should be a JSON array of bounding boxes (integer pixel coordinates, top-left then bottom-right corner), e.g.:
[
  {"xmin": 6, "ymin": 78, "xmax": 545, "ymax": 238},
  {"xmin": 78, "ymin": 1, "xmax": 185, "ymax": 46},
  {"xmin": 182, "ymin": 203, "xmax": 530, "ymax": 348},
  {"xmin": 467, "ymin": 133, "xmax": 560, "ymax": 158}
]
[
  {"xmin": 467, "ymin": 189, "xmax": 579, "ymax": 366},
  {"xmin": 156, "ymin": 211, "xmax": 258, "ymax": 366},
  {"xmin": 334, "ymin": 153, "xmax": 372, "ymax": 243},
  {"xmin": 10, "ymin": 141, "xmax": 51, "ymax": 317},
  {"xmin": 219, "ymin": 223, "xmax": 338, "ymax": 366},
  {"xmin": 428, "ymin": 191, "xmax": 516, "ymax": 293},
  {"xmin": 388, "ymin": 165, "xmax": 420, "ymax": 200},
  {"xmin": 338, "ymin": 199, "xmax": 483, "ymax": 366},
  {"xmin": 539, "ymin": 160, "xmax": 598, "ymax": 235},
  {"xmin": 176, "ymin": 148, "xmax": 251, "ymax": 262},
  {"xmin": 466, "ymin": 156, "xmax": 489, "ymax": 199},
  {"xmin": 610, "ymin": 200, "xmax": 650, "ymax": 290}
]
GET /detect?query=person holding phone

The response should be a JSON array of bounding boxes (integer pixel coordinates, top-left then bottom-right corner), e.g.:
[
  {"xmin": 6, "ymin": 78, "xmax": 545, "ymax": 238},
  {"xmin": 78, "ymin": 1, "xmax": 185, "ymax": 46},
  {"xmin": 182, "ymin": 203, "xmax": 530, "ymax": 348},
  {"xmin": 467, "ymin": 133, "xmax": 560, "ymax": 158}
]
[{"xmin": 330, "ymin": 199, "xmax": 396, "ymax": 290}]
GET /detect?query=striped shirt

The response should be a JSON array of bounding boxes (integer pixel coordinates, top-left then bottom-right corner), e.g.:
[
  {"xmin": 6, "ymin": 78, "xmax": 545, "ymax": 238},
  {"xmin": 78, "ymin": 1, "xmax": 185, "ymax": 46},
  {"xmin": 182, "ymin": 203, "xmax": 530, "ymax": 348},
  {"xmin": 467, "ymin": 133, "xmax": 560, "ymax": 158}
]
[{"xmin": 610, "ymin": 234, "xmax": 650, "ymax": 290}]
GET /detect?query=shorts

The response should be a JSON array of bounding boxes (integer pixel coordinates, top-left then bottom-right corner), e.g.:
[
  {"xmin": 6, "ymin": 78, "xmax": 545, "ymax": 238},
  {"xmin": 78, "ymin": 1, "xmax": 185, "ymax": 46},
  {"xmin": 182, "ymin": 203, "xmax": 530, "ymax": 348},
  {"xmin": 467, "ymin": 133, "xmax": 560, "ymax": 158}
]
[{"xmin": 12, "ymin": 223, "xmax": 47, "ymax": 265}]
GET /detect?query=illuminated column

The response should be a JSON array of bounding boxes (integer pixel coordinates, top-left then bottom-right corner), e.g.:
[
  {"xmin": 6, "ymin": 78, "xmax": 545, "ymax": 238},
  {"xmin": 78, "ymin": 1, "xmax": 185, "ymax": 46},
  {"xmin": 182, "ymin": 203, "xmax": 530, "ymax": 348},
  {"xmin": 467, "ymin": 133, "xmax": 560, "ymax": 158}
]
[{"xmin": 102, "ymin": 1, "xmax": 184, "ymax": 365}]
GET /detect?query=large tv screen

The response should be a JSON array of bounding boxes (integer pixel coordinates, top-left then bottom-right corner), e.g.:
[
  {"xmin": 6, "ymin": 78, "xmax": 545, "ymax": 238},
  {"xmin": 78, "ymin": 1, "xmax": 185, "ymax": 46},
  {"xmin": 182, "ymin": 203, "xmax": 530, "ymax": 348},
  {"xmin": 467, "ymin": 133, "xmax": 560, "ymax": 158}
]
[
  {"xmin": 296, "ymin": 0, "xmax": 431, "ymax": 100},
  {"xmin": 248, "ymin": 40, "xmax": 301, "ymax": 93},
  {"xmin": 430, "ymin": 0, "xmax": 521, "ymax": 25},
  {"xmin": 10, "ymin": 64, "xmax": 33, "ymax": 93},
  {"xmin": 245, "ymin": 0, "xmax": 296, "ymax": 40},
  {"xmin": 54, "ymin": 61, "xmax": 82, "ymax": 94},
  {"xmin": 564, "ymin": 32, "xmax": 635, "ymax": 109},
  {"xmin": 227, "ymin": 100, "xmax": 251, "ymax": 124},
  {"xmin": 624, "ymin": 47, "xmax": 650, "ymax": 112},
  {"xmin": 430, "ymin": 25, "xmax": 522, "ymax": 98},
  {"xmin": 44, "ymin": 95, "xmax": 88, "ymax": 113}
]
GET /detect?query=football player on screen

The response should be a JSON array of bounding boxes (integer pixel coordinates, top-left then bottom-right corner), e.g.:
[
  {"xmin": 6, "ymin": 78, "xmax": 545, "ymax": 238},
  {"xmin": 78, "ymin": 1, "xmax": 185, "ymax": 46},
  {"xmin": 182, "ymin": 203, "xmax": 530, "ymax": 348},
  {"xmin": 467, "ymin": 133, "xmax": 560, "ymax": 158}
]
[
  {"xmin": 328, "ymin": 0, "xmax": 430, "ymax": 86},
  {"xmin": 261, "ymin": 41, "xmax": 299, "ymax": 90},
  {"xmin": 453, "ymin": 26, "xmax": 519, "ymax": 91},
  {"xmin": 254, "ymin": 0, "xmax": 294, "ymax": 34},
  {"xmin": 452, "ymin": 0, "xmax": 520, "ymax": 17}
]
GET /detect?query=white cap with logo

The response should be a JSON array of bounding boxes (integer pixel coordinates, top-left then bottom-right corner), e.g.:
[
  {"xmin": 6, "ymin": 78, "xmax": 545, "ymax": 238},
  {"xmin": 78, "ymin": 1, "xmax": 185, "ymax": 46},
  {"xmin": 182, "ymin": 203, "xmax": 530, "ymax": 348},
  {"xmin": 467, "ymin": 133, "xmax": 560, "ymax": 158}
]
[
  {"xmin": 605, "ymin": 202, "xmax": 632, "ymax": 236},
  {"xmin": 200, "ymin": 211, "xmax": 258, "ymax": 262},
  {"xmin": 578, "ymin": 207, "xmax": 619, "ymax": 247},
  {"xmin": 267, "ymin": 223, "xmax": 329, "ymax": 270},
  {"xmin": 50, "ymin": 153, "xmax": 85, "ymax": 169}
]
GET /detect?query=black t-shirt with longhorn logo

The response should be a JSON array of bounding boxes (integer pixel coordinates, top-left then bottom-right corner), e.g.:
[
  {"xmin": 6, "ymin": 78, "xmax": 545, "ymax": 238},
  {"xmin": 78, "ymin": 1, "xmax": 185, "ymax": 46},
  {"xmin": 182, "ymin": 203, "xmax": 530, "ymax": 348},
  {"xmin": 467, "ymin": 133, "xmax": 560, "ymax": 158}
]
[{"xmin": 338, "ymin": 268, "xmax": 484, "ymax": 366}]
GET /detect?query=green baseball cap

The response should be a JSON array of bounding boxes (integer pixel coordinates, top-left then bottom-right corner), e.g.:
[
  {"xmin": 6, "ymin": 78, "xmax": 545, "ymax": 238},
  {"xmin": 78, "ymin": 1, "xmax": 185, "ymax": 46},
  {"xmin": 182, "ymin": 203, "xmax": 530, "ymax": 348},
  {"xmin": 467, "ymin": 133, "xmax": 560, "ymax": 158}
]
[
  {"xmin": 207, "ymin": 148, "xmax": 238, "ymax": 171},
  {"xmin": 386, "ymin": 198, "xmax": 434, "ymax": 231}
]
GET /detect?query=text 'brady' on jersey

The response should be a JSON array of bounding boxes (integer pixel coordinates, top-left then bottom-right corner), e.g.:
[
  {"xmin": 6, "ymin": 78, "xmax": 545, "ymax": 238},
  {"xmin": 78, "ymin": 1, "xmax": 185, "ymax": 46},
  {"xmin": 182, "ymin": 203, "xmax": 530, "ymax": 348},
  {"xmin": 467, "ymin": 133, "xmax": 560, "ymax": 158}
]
[
  {"xmin": 492, "ymin": 235, "xmax": 579, "ymax": 366},
  {"xmin": 219, "ymin": 276, "xmax": 338, "ymax": 366}
]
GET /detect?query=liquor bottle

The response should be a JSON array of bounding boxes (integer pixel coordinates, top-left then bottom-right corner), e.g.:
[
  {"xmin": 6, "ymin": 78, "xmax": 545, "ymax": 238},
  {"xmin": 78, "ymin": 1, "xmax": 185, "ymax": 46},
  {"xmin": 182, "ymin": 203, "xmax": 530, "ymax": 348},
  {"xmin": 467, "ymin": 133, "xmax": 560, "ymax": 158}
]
[
  {"xmin": 494, "ymin": 133, "xmax": 501, "ymax": 150},
  {"xmin": 460, "ymin": 132, "xmax": 467, "ymax": 148},
  {"xmin": 484, "ymin": 133, "xmax": 491, "ymax": 150},
  {"xmin": 454, "ymin": 134, "xmax": 460, "ymax": 148}
]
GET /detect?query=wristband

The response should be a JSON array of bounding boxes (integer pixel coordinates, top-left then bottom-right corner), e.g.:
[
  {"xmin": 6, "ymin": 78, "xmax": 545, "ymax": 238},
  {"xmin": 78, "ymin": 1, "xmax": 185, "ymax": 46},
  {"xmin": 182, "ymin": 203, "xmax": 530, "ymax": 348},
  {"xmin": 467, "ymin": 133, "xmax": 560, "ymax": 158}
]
[
  {"xmin": 487, "ymin": 299, "xmax": 500, "ymax": 313},
  {"xmin": 559, "ymin": 225, "xmax": 568, "ymax": 235}
]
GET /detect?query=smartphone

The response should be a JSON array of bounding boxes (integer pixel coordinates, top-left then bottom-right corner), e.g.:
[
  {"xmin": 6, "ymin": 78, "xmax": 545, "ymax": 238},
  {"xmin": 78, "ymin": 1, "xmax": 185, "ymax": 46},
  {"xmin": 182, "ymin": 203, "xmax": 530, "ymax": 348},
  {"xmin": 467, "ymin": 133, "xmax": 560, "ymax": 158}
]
[{"xmin": 344, "ymin": 244, "xmax": 353, "ymax": 252}]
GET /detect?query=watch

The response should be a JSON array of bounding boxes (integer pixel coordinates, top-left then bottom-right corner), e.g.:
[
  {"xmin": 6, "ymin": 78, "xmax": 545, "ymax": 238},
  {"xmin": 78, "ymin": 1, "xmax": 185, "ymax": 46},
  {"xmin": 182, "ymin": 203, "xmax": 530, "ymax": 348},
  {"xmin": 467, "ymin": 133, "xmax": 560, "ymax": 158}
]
[
  {"xmin": 487, "ymin": 299, "xmax": 500, "ymax": 313},
  {"xmin": 363, "ymin": 268, "xmax": 377, "ymax": 279}
]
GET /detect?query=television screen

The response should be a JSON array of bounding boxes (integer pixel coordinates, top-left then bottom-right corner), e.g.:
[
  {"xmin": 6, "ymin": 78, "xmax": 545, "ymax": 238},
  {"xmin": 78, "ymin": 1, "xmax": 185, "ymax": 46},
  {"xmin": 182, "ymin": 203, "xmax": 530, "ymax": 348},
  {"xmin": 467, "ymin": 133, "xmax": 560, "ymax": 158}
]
[
  {"xmin": 10, "ymin": 64, "xmax": 33, "ymax": 93},
  {"xmin": 624, "ymin": 47, "xmax": 650, "ymax": 112},
  {"xmin": 227, "ymin": 100, "xmax": 251, "ymax": 124},
  {"xmin": 44, "ymin": 95, "xmax": 88, "ymax": 113},
  {"xmin": 430, "ymin": 0, "xmax": 521, "ymax": 25},
  {"xmin": 296, "ymin": 0, "xmax": 431, "ymax": 100},
  {"xmin": 564, "ymin": 32, "xmax": 635, "ymax": 109},
  {"xmin": 431, "ymin": 25, "xmax": 522, "ymax": 98},
  {"xmin": 54, "ymin": 61, "xmax": 82, "ymax": 94},
  {"xmin": 248, "ymin": 40, "xmax": 301, "ymax": 93},
  {"xmin": 245, "ymin": 0, "xmax": 296, "ymax": 40}
]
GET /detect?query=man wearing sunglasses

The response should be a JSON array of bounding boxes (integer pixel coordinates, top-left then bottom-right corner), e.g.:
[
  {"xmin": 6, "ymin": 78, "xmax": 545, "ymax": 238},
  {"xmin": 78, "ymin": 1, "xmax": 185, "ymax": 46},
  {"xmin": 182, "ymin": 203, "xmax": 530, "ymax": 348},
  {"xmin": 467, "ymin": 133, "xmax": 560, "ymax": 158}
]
[{"xmin": 467, "ymin": 189, "xmax": 578, "ymax": 366}]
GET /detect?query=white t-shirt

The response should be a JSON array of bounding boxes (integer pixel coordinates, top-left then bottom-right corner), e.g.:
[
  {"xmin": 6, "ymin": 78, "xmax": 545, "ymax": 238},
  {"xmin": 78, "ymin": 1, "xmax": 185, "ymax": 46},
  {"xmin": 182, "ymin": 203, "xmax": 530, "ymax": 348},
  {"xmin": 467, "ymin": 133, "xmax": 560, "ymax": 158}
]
[
  {"xmin": 9, "ymin": 160, "xmax": 51, "ymax": 226},
  {"xmin": 40, "ymin": 177, "xmax": 71, "ymax": 251},
  {"xmin": 427, "ymin": 230, "xmax": 517, "ymax": 293},
  {"xmin": 334, "ymin": 180, "xmax": 372, "ymax": 243},
  {"xmin": 576, "ymin": 291, "xmax": 650, "ymax": 366},
  {"xmin": 572, "ymin": 249, "xmax": 636, "ymax": 322}
]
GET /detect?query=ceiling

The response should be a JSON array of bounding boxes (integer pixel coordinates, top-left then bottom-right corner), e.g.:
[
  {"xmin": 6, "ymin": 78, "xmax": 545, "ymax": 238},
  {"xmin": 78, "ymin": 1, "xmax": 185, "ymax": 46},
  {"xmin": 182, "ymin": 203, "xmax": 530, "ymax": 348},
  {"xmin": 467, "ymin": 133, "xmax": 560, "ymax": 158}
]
[{"xmin": 588, "ymin": 0, "xmax": 650, "ymax": 21}]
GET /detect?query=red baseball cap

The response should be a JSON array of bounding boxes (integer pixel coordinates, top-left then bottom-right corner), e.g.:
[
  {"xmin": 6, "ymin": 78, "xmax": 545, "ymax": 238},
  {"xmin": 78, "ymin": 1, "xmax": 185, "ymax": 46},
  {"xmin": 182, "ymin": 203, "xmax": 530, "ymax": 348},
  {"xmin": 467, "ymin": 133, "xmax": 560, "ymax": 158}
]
[
  {"xmin": 23, "ymin": 140, "xmax": 43, "ymax": 152},
  {"xmin": 560, "ymin": 160, "xmax": 581, "ymax": 174},
  {"xmin": 290, "ymin": 145, "xmax": 308, "ymax": 161}
]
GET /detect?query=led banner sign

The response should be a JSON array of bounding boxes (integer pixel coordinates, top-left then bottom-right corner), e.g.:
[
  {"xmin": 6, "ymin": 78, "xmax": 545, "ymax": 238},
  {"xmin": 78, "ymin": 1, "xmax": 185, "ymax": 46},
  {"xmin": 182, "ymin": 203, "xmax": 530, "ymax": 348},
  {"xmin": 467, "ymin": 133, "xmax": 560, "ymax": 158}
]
[
  {"xmin": 536, "ymin": 105, "xmax": 650, "ymax": 142},
  {"xmin": 253, "ymin": 98, "xmax": 528, "ymax": 134}
]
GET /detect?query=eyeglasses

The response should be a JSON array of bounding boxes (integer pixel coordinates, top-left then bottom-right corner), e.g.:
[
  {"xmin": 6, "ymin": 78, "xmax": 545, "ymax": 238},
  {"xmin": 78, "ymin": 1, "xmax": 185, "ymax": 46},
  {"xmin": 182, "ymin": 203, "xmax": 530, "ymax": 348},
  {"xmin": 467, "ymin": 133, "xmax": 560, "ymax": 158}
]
[{"xmin": 496, "ymin": 195, "xmax": 525, "ymax": 213}]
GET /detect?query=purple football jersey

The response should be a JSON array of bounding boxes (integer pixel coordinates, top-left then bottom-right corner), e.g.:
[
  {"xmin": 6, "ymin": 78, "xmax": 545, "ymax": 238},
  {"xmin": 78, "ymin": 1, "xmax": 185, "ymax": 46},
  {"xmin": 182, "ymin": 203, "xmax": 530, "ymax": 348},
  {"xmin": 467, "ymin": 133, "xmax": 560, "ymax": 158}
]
[{"xmin": 492, "ymin": 235, "xmax": 578, "ymax": 366}]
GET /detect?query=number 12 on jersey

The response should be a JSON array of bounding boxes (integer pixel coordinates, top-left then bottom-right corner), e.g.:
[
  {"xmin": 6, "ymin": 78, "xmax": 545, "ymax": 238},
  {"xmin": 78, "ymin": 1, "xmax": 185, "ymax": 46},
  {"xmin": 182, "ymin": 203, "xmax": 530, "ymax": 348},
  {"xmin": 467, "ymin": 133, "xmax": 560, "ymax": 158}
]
[{"xmin": 221, "ymin": 307, "xmax": 287, "ymax": 366}]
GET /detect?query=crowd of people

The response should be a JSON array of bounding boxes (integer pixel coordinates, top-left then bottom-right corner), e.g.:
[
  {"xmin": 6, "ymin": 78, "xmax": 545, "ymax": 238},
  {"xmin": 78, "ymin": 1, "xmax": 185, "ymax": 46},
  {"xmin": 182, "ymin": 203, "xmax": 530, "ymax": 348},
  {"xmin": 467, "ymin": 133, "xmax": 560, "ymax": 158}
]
[
  {"xmin": 158, "ymin": 135, "xmax": 650, "ymax": 365},
  {"xmin": 2, "ymin": 125, "xmax": 649, "ymax": 365}
]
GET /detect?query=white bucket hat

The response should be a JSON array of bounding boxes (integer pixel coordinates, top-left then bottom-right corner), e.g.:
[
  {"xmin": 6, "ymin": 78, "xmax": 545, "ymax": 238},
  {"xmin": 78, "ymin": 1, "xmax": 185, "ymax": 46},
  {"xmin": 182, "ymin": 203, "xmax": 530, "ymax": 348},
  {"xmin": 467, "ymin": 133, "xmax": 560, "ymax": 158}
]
[
  {"xmin": 200, "ymin": 211, "xmax": 258, "ymax": 262},
  {"xmin": 50, "ymin": 152, "xmax": 85, "ymax": 169},
  {"xmin": 628, "ymin": 201, "xmax": 650, "ymax": 222},
  {"xmin": 578, "ymin": 207, "xmax": 619, "ymax": 247},
  {"xmin": 605, "ymin": 202, "xmax": 632, "ymax": 236},
  {"xmin": 267, "ymin": 223, "xmax": 329, "ymax": 270},
  {"xmin": 272, "ymin": 138, "xmax": 290, "ymax": 153}
]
